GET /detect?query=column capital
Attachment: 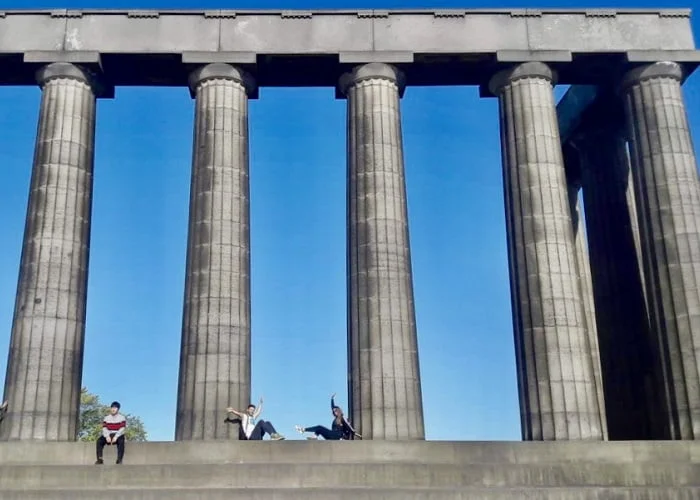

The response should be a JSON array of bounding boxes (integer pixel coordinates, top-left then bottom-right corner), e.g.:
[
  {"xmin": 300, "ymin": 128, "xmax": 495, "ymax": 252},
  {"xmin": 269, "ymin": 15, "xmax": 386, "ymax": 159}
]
[
  {"xmin": 35, "ymin": 62, "xmax": 109, "ymax": 97},
  {"xmin": 488, "ymin": 62, "xmax": 556, "ymax": 96},
  {"xmin": 188, "ymin": 63, "xmax": 256, "ymax": 98},
  {"xmin": 620, "ymin": 61, "xmax": 683, "ymax": 90},
  {"xmin": 338, "ymin": 62, "xmax": 405, "ymax": 97}
]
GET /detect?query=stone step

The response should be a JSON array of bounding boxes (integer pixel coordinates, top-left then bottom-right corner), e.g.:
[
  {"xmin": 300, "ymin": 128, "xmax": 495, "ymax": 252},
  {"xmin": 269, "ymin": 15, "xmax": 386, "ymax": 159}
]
[
  {"xmin": 3, "ymin": 487, "xmax": 700, "ymax": 500},
  {"xmin": 1, "ymin": 440, "xmax": 698, "ymax": 466},
  {"xmin": 1, "ymin": 462, "xmax": 698, "ymax": 490}
]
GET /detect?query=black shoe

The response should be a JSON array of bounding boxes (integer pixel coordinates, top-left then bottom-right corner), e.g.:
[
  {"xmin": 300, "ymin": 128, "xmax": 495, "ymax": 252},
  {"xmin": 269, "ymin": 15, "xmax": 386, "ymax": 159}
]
[
  {"xmin": 116, "ymin": 459, "xmax": 122, "ymax": 465},
  {"xmin": 95, "ymin": 459, "xmax": 103, "ymax": 465},
  {"xmin": 223, "ymin": 417, "xmax": 237, "ymax": 424}
]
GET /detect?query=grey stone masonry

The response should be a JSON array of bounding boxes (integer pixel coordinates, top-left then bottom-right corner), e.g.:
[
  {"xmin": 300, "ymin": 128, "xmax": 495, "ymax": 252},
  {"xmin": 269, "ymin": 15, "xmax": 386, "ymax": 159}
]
[
  {"xmin": 490, "ymin": 62, "xmax": 605, "ymax": 440},
  {"xmin": 566, "ymin": 183, "xmax": 608, "ymax": 440},
  {"xmin": 621, "ymin": 61, "xmax": 700, "ymax": 440},
  {"xmin": 573, "ymin": 122, "xmax": 663, "ymax": 440},
  {"xmin": 1, "ymin": 63, "xmax": 98, "ymax": 441},
  {"xmin": 176, "ymin": 64, "xmax": 255, "ymax": 440},
  {"xmin": 341, "ymin": 63, "xmax": 425, "ymax": 440}
]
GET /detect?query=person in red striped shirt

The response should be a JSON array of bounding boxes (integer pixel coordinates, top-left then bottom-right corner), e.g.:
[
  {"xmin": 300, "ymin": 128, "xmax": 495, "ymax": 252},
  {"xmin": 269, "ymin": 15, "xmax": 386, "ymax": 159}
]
[{"xmin": 95, "ymin": 401, "xmax": 126, "ymax": 465}]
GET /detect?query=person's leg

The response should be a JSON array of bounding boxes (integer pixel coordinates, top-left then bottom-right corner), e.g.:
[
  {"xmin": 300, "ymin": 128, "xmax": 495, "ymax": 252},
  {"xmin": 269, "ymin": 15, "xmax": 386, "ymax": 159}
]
[
  {"xmin": 95, "ymin": 436, "xmax": 107, "ymax": 464},
  {"xmin": 303, "ymin": 425, "xmax": 340, "ymax": 440},
  {"xmin": 115, "ymin": 435, "xmax": 125, "ymax": 464},
  {"xmin": 248, "ymin": 421, "xmax": 264, "ymax": 440},
  {"xmin": 261, "ymin": 420, "xmax": 285, "ymax": 440}
]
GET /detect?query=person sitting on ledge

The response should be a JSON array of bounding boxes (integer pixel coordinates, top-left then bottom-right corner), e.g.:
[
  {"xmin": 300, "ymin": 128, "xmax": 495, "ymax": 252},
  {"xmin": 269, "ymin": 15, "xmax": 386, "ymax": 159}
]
[
  {"xmin": 95, "ymin": 401, "xmax": 126, "ymax": 465},
  {"xmin": 295, "ymin": 393, "xmax": 361, "ymax": 440},
  {"xmin": 226, "ymin": 397, "xmax": 285, "ymax": 441}
]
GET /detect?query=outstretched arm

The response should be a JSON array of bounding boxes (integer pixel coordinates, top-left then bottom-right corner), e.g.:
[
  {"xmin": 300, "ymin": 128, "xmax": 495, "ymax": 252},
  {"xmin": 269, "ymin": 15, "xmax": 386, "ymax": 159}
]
[
  {"xmin": 342, "ymin": 416, "xmax": 361, "ymax": 438},
  {"xmin": 330, "ymin": 393, "xmax": 336, "ymax": 411},
  {"xmin": 226, "ymin": 407, "xmax": 244, "ymax": 418}
]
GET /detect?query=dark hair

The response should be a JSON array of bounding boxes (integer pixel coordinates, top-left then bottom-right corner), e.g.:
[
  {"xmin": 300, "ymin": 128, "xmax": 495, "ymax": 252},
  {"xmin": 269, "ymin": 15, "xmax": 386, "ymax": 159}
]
[
  {"xmin": 247, "ymin": 404, "xmax": 256, "ymax": 409},
  {"xmin": 110, "ymin": 401, "xmax": 121, "ymax": 410}
]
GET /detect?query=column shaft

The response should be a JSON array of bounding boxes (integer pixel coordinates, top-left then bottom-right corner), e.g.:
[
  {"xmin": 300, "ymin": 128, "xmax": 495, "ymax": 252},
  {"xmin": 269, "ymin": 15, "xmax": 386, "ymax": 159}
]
[
  {"xmin": 176, "ymin": 64, "xmax": 254, "ymax": 440},
  {"xmin": 1, "ymin": 63, "xmax": 97, "ymax": 441},
  {"xmin": 490, "ymin": 62, "xmax": 604, "ymax": 440},
  {"xmin": 566, "ymin": 183, "xmax": 608, "ymax": 440},
  {"xmin": 342, "ymin": 63, "xmax": 424, "ymax": 440},
  {"xmin": 622, "ymin": 62, "xmax": 700, "ymax": 439},
  {"xmin": 575, "ymin": 122, "xmax": 664, "ymax": 439}
]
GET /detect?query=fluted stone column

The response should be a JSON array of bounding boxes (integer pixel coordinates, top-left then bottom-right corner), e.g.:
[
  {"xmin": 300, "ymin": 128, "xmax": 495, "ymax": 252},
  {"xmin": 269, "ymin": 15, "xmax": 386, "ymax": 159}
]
[
  {"xmin": 565, "ymin": 179, "xmax": 608, "ymax": 440},
  {"xmin": 340, "ymin": 63, "xmax": 424, "ymax": 440},
  {"xmin": 621, "ymin": 61, "xmax": 700, "ymax": 439},
  {"xmin": 490, "ymin": 62, "xmax": 604, "ymax": 440},
  {"xmin": 176, "ymin": 63, "xmax": 255, "ymax": 440},
  {"xmin": 1, "ymin": 63, "xmax": 99, "ymax": 441},
  {"xmin": 573, "ymin": 123, "xmax": 663, "ymax": 440}
]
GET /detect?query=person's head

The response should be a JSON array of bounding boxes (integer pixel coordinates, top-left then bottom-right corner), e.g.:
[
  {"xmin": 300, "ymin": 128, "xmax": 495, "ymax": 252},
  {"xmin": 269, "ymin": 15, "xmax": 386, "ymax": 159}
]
[
  {"xmin": 246, "ymin": 404, "xmax": 256, "ymax": 416},
  {"xmin": 332, "ymin": 406, "xmax": 343, "ymax": 418},
  {"xmin": 109, "ymin": 401, "xmax": 121, "ymax": 415}
]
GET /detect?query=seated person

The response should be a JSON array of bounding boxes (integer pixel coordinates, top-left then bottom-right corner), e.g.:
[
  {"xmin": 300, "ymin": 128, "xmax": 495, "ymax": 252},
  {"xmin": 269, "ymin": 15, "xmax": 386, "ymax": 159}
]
[
  {"xmin": 95, "ymin": 401, "xmax": 126, "ymax": 465},
  {"xmin": 295, "ymin": 393, "xmax": 361, "ymax": 440},
  {"xmin": 226, "ymin": 397, "xmax": 285, "ymax": 440}
]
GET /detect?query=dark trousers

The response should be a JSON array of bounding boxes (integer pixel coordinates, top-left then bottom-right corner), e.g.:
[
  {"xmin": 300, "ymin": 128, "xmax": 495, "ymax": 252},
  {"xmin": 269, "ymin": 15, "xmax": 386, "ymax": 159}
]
[
  {"xmin": 248, "ymin": 420, "xmax": 277, "ymax": 440},
  {"xmin": 304, "ymin": 425, "xmax": 342, "ymax": 440},
  {"xmin": 97, "ymin": 434, "xmax": 125, "ymax": 461}
]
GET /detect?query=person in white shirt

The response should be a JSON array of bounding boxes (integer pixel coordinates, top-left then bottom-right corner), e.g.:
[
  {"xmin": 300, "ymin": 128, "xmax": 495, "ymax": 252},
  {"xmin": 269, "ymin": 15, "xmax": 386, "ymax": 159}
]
[
  {"xmin": 95, "ymin": 401, "xmax": 126, "ymax": 464},
  {"xmin": 226, "ymin": 397, "xmax": 285, "ymax": 440}
]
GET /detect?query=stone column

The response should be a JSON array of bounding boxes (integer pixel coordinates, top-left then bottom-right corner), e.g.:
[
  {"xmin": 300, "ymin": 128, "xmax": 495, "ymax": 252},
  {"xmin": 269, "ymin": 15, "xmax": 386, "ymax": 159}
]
[
  {"xmin": 340, "ymin": 63, "xmax": 424, "ymax": 440},
  {"xmin": 489, "ymin": 62, "xmax": 604, "ymax": 440},
  {"xmin": 1, "ymin": 63, "xmax": 99, "ymax": 441},
  {"xmin": 565, "ymin": 178, "xmax": 608, "ymax": 441},
  {"xmin": 573, "ymin": 123, "xmax": 663, "ymax": 440},
  {"xmin": 176, "ymin": 63, "xmax": 255, "ymax": 440},
  {"xmin": 621, "ymin": 61, "xmax": 700, "ymax": 440}
]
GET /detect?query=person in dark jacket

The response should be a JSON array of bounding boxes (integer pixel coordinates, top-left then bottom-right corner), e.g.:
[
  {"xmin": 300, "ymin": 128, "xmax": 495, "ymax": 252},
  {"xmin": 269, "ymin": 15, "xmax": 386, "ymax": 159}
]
[
  {"xmin": 0, "ymin": 400, "xmax": 7, "ymax": 425},
  {"xmin": 295, "ymin": 393, "xmax": 361, "ymax": 440}
]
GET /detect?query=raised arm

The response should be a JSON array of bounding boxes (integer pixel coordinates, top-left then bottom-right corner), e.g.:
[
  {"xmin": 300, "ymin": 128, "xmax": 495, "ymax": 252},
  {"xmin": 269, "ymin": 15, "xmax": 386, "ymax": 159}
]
[
  {"xmin": 330, "ymin": 393, "xmax": 336, "ymax": 411},
  {"xmin": 253, "ymin": 397, "xmax": 263, "ymax": 419}
]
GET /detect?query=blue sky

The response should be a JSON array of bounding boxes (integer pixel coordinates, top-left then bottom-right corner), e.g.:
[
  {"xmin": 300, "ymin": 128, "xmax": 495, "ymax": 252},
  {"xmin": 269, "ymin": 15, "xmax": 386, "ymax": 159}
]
[{"xmin": 0, "ymin": 0, "xmax": 699, "ymax": 442}]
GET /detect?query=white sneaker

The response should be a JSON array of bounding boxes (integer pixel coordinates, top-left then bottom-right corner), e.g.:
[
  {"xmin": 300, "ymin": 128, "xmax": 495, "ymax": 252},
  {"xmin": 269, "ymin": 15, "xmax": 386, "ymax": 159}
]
[
  {"xmin": 294, "ymin": 425, "xmax": 305, "ymax": 434},
  {"xmin": 306, "ymin": 436, "xmax": 318, "ymax": 440}
]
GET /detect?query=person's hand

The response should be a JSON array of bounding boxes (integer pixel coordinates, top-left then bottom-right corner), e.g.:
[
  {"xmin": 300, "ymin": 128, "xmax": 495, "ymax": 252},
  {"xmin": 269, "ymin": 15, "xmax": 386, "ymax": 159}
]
[
  {"xmin": 259, "ymin": 397, "xmax": 263, "ymax": 404},
  {"xmin": 331, "ymin": 393, "xmax": 336, "ymax": 399},
  {"xmin": 106, "ymin": 436, "xmax": 112, "ymax": 444},
  {"xmin": 226, "ymin": 407, "xmax": 235, "ymax": 413}
]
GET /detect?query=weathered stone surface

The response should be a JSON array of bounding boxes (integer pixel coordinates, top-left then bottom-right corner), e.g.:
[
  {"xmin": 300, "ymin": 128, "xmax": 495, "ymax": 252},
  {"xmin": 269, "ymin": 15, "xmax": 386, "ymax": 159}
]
[
  {"xmin": 1, "ymin": 441, "xmax": 700, "ymax": 499},
  {"xmin": 341, "ymin": 62, "xmax": 424, "ymax": 440},
  {"xmin": 568, "ymin": 110, "xmax": 664, "ymax": 440},
  {"xmin": 565, "ymin": 179, "xmax": 608, "ymax": 440},
  {"xmin": 176, "ymin": 63, "xmax": 255, "ymax": 440},
  {"xmin": 2, "ymin": 440, "xmax": 699, "ymax": 466},
  {"xmin": 1, "ymin": 63, "xmax": 99, "ymax": 441},
  {"xmin": 490, "ymin": 62, "xmax": 604, "ymax": 440},
  {"xmin": 621, "ymin": 61, "xmax": 700, "ymax": 440}
]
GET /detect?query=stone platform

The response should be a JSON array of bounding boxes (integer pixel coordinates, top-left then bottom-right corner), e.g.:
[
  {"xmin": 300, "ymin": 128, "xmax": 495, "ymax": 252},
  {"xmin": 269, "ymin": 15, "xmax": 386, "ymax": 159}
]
[{"xmin": 0, "ymin": 440, "xmax": 699, "ymax": 499}]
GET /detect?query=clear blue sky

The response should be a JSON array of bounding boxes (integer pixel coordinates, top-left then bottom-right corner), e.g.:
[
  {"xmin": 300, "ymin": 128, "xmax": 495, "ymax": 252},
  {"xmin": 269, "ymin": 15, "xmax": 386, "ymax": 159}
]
[{"xmin": 0, "ymin": 0, "xmax": 698, "ymax": 442}]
